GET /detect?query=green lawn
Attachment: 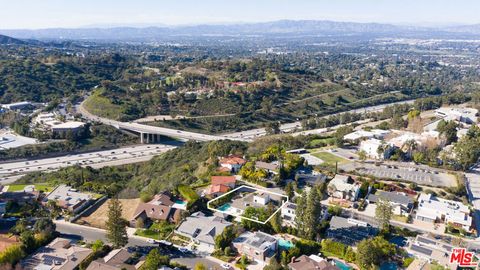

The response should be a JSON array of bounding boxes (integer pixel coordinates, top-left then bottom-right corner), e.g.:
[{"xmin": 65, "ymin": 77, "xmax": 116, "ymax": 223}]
[
  {"xmin": 312, "ymin": 151, "xmax": 348, "ymax": 165},
  {"xmin": 7, "ymin": 184, "xmax": 53, "ymax": 192},
  {"xmin": 135, "ymin": 221, "xmax": 176, "ymax": 240}
]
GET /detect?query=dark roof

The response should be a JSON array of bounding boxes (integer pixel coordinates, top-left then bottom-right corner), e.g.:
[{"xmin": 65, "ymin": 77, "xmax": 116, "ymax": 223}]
[
  {"xmin": 367, "ymin": 191, "xmax": 413, "ymax": 205},
  {"xmin": 289, "ymin": 255, "xmax": 340, "ymax": 270},
  {"xmin": 411, "ymin": 244, "xmax": 433, "ymax": 256},
  {"xmin": 295, "ymin": 173, "xmax": 326, "ymax": 186}
]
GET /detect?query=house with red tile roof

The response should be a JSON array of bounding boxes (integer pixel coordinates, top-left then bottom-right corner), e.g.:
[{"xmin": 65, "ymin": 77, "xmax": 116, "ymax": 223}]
[
  {"xmin": 219, "ymin": 155, "xmax": 246, "ymax": 173},
  {"xmin": 205, "ymin": 176, "xmax": 237, "ymax": 197}
]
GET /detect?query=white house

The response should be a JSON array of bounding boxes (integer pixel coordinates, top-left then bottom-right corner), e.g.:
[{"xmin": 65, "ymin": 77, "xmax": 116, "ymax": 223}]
[
  {"xmin": 253, "ymin": 193, "xmax": 270, "ymax": 205},
  {"xmin": 327, "ymin": 175, "xmax": 360, "ymax": 201},
  {"xmin": 416, "ymin": 193, "xmax": 472, "ymax": 231},
  {"xmin": 435, "ymin": 107, "xmax": 478, "ymax": 124},
  {"xmin": 281, "ymin": 202, "xmax": 296, "ymax": 227}
]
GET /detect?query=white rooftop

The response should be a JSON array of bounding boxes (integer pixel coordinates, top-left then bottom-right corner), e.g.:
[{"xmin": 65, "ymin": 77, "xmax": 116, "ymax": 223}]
[{"xmin": 417, "ymin": 193, "xmax": 471, "ymax": 227}]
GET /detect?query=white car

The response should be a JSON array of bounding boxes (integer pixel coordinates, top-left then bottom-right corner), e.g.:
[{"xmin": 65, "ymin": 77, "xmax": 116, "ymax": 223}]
[
  {"xmin": 178, "ymin": 247, "xmax": 190, "ymax": 253},
  {"xmin": 221, "ymin": 263, "xmax": 231, "ymax": 269},
  {"xmin": 146, "ymin": 239, "xmax": 157, "ymax": 244}
]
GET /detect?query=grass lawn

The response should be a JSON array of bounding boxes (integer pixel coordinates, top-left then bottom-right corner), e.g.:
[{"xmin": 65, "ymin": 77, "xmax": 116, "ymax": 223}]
[
  {"xmin": 392, "ymin": 215, "xmax": 408, "ymax": 223},
  {"xmin": 311, "ymin": 151, "xmax": 348, "ymax": 165},
  {"xmin": 7, "ymin": 184, "xmax": 53, "ymax": 192},
  {"xmin": 135, "ymin": 221, "xmax": 176, "ymax": 240}
]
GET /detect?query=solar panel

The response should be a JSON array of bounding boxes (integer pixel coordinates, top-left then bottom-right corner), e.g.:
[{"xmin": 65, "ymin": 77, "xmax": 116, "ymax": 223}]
[
  {"xmin": 417, "ymin": 236, "xmax": 436, "ymax": 245},
  {"xmin": 411, "ymin": 244, "xmax": 433, "ymax": 256}
]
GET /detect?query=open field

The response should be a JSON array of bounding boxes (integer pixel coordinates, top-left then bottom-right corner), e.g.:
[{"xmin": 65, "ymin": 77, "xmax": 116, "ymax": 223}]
[
  {"xmin": 6, "ymin": 184, "xmax": 53, "ymax": 192},
  {"xmin": 77, "ymin": 198, "xmax": 141, "ymax": 229},
  {"xmin": 311, "ymin": 151, "xmax": 349, "ymax": 165}
]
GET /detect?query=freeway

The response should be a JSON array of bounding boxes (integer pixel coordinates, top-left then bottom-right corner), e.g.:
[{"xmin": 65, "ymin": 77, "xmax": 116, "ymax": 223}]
[
  {"xmin": 222, "ymin": 99, "xmax": 416, "ymax": 140},
  {"xmin": 0, "ymin": 144, "xmax": 175, "ymax": 181},
  {"xmin": 77, "ymin": 100, "xmax": 249, "ymax": 142}
]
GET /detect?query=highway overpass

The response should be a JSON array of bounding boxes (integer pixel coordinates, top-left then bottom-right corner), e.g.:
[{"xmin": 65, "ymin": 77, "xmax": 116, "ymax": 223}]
[{"xmin": 77, "ymin": 101, "xmax": 250, "ymax": 143}]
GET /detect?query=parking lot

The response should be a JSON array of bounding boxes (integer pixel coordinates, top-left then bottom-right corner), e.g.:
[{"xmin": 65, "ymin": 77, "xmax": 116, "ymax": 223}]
[{"xmin": 351, "ymin": 163, "xmax": 456, "ymax": 187}]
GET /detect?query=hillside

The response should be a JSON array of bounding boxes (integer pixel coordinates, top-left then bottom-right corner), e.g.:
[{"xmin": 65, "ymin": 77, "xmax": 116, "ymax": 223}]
[
  {"xmin": 0, "ymin": 34, "xmax": 26, "ymax": 45},
  {"xmin": 0, "ymin": 20, "xmax": 475, "ymax": 41}
]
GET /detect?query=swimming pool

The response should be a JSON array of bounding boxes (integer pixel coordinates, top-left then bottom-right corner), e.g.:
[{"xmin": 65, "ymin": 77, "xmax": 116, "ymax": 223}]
[
  {"xmin": 334, "ymin": 260, "xmax": 351, "ymax": 270},
  {"xmin": 278, "ymin": 239, "xmax": 294, "ymax": 250},
  {"xmin": 175, "ymin": 200, "xmax": 187, "ymax": 205},
  {"xmin": 218, "ymin": 203, "xmax": 232, "ymax": 212},
  {"xmin": 380, "ymin": 262, "xmax": 397, "ymax": 270}
]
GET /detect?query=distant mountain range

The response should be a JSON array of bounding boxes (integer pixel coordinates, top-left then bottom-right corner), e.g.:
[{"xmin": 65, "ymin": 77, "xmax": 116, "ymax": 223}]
[
  {"xmin": 0, "ymin": 34, "xmax": 27, "ymax": 45},
  {"xmin": 1, "ymin": 20, "xmax": 480, "ymax": 41}
]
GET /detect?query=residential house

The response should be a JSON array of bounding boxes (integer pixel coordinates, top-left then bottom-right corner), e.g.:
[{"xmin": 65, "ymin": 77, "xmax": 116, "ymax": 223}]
[
  {"xmin": 21, "ymin": 238, "xmax": 92, "ymax": 270},
  {"xmin": 407, "ymin": 235, "xmax": 456, "ymax": 269},
  {"xmin": 44, "ymin": 185, "xmax": 94, "ymax": 214},
  {"xmin": 130, "ymin": 193, "xmax": 181, "ymax": 228},
  {"xmin": 87, "ymin": 248, "xmax": 144, "ymax": 270},
  {"xmin": 255, "ymin": 161, "xmax": 280, "ymax": 175},
  {"xmin": 289, "ymin": 255, "xmax": 340, "ymax": 270},
  {"xmin": 367, "ymin": 191, "xmax": 413, "ymax": 216},
  {"xmin": 219, "ymin": 155, "xmax": 246, "ymax": 173},
  {"xmin": 206, "ymin": 176, "xmax": 236, "ymax": 197},
  {"xmin": 233, "ymin": 231, "xmax": 278, "ymax": 264},
  {"xmin": 175, "ymin": 212, "xmax": 232, "ymax": 252},
  {"xmin": 415, "ymin": 193, "xmax": 472, "ymax": 231},
  {"xmin": 327, "ymin": 175, "xmax": 360, "ymax": 201},
  {"xmin": 281, "ymin": 202, "xmax": 297, "ymax": 227},
  {"xmin": 229, "ymin": 191, "xmax": 285, "ymax": 216},
  {"xmin": 295, "ymin": 172, "xmax": 327, "ymax": 189},
  {"xmin": 326, "ymin": 216, "xmax": 378, "ymax": 245}
]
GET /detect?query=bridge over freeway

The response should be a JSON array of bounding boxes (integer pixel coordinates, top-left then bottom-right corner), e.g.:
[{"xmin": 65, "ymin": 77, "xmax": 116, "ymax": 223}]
[{"xmin": 77, "ymin": 101, "xmax": 250, "ymax": 143}]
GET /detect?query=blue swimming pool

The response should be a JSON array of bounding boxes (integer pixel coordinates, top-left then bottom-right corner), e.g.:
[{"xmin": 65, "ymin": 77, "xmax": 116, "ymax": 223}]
[
  {"xmin": 334, "ymin": 260, "xmax": 351, "ymax": 270},
  {"xmin": 175, "ymin": 200, "xmax": 187, "ymax": 205},
  {"xmin": 380, "ymin": 262, "xmax": 397, "ymax": 270},
  {"xmin": 218, "ymin": 203, "xmax": 232, "ymax": 211},
  {"xmin": 278, "ymin": 239, "xmax": 294, "ymax": 250}
]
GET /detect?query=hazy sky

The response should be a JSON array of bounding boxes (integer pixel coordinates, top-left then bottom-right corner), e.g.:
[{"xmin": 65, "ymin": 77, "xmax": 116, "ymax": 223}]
[{"xmin": 1, "ymin": 0, "xmax": 480, "ymax": 29}]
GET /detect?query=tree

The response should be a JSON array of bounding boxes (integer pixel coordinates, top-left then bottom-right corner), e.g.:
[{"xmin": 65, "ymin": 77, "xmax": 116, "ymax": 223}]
[
  {"xmin": 375, "ymin": 199, "xmax": 393, "ymax": 231},
  {"xmin": 194, "ymin": 263, "xmax": 207, "ymax": 270},
  {"xmin": 142, "ymin": 249, "xmax": 170, "ymax": 270},
  {"xmin": 356, "ymin": 237, "xmax": 396, "ymax": 268},
  {"xmin": 19, "ymin": 231, "xmax": 36, "ymax": 253},
  {"xmin": 105, "ymin": 198, "xmax": 128, "ymax": 248},
  {"xmin": 33, "ymin": 218, "xmax": 56, "ymax": 238},
  {"xmin": 358, "ymin": 150, "xmax": 367, "ymax": 161},
  {"xmin": 265, "ymin": 121, "xmax": 280, "ymax": 135},
  {"xmin": 91, "ymin": 240, "xmax": 104, "ymax": 252}
]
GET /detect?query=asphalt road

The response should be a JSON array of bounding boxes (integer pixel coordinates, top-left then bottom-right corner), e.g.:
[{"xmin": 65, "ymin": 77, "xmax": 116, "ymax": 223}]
[
  {"xmin": 55, "ymin": 221, "xmax": 223, "ymax": 269},
  {"xmin": 0, "ymin": 144, "xmax": 175, "ymax": 181}
]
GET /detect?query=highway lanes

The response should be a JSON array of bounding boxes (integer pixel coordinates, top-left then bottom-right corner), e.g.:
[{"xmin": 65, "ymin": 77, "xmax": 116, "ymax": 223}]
[{"xmin": 0, "ymin": 144, "xmax": 175, "ymax": 177}]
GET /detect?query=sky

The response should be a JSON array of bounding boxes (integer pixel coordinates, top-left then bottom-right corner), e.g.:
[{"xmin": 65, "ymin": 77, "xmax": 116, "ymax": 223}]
[{"xmin": 1, "ymin": 0, "xmax": 480, "ymax": 29}]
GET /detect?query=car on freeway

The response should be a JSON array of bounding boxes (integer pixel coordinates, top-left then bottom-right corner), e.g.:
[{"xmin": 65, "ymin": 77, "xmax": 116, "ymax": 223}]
[{"xmin": 221, "ymin": 263, "xmax": 231, "ymax": 269}]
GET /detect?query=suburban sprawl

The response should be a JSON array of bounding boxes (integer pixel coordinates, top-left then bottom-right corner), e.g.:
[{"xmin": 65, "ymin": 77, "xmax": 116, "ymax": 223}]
[{"xmin": 1, "ymin": 16, "xmax": 480, "ymax": 270}]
